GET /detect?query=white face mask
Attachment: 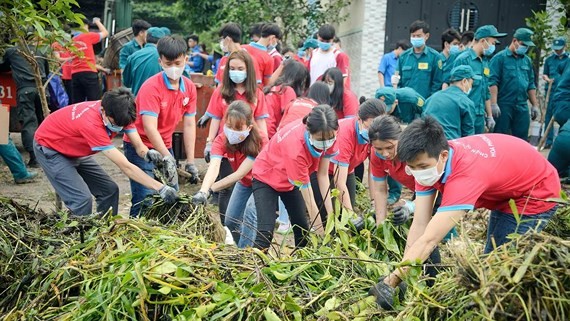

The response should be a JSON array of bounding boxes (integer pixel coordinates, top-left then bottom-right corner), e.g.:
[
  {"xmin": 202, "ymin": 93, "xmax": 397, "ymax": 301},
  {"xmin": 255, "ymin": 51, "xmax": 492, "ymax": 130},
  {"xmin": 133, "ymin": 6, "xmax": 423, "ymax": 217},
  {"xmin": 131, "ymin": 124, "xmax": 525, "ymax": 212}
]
[
  {"xmin": 310, "ymin": 136, "xmax": 336, "ymax": 151},
  {"xmin": 220, "ymin": 39, "xmax": 228, "ymax": 53},
  {"xmin": 223, "ymin": 125, "xmax": 250, "ymax": 145},
  {"xmin": 163, "ymin": 65, "xmax": 184, "ymax": 81},
  {"xmin": 327, "ymin": 83, "xmax": 335, "ymax": 93},
  {"xmin": 405, "ymin": 157, "xmax": 444, "ymax": 187}
]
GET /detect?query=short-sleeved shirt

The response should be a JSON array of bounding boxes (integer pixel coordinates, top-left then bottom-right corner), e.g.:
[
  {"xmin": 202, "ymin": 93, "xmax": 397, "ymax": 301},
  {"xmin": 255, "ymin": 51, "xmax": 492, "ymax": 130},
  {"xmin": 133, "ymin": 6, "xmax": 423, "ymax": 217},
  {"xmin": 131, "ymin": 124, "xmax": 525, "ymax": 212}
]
[
  {"xmin": 269, "ymin": 47, "xmax": 283, "ymax": 72},
  {"xmin": 119, "ymin": 38, "xmax": 143, "ymax": 70},
  {"xmin": 71, "ymin": 32, "xmax": 103, "ymax": 74},
  {"xmin": 543, "ymin": 52, "xmax": 569, "ymax": 91},
  {"xmin": 265, "ymin": 85, "xmax": 297, "ymax": 138},
  {"xmin": 378, "ymin": 51, "xmax": 398, "ymax": 87},
  {"xmin": 370, "ymin": 152, "xmax": 416, "ymax": 191},
  {"xmin": 415, "ymin": 134, "xmax": 560, "ymax": 215},
  {"xmin": 205, "ymin": 86, "xmax": 268, "ymax": 135},
  {"xmin": 488, "ymin": 48, "xmax": 536, "ymax": 106},
  {"xmin": 337, "ymin": 89, "xmax": 358, "ymax": 119},
  {"xmin": 279, "ymin": 97, "xmax": 318, "ymax": 131},
  {"xmin": 51, "ymin": 42, "xmax": 72, "ymax": 80},
  {"xmin": 553, "ymin": 62, "xmax": 570, "ymax": 123},
  {"xmin": 453, "ymin": 48, "xmax": 491, "ymax": 116},
  {"xmin": 309, "ymin": 48, "xmax": 350, "ymax": 85},
  {"xmin": 253, "ymin": 120, "xmax": 339, "ymax": 192},
  {"xmin": 34, "ymin": 100, "xmax": 135, "ymax": 157},
  {"xmin": 442, "ymin": 51, "xmax": 461, "ymax": 84},
  {"xmin": 329, "ymin": 118, "xmax": 370, "ymax": 174},
  {"xmin": 243, "ymin": 43, "xmax": 274, "ymax": 85},
  {"xmin": 397, "ymin": 46, "xmax": 443, "ymax": 98},
  {"xmin": 215, "ymin": 55, "xmax": 229, "ymax": 84},
  {"xmin": 394, "ymin": 87, "xmax": 425, "ymax": 124},
  {"xmin": 123, "ymin": 72, "xmax": 197, "ymax": 149},
  {"xmin": 122, "ymin": 43, "xmax": 162, "ymax": 95},
  {"xmin": 187, "ymin": 45, "xmax": 204, "ymax": 73},
  {"xmin": 211, "ymin": 133, "xmax": 268, "ymax": 187},
  {"xmin": 423, "ymin": 86, "xmax": 475, "ymax": 139}
]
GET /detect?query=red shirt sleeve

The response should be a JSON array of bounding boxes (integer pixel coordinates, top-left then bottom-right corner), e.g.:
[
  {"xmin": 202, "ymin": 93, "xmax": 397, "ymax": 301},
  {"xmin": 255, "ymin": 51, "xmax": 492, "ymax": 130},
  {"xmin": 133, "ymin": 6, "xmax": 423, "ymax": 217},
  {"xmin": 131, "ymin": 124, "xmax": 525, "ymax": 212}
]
[
  {"xmin": 206, "ymin": 87, "xmax": 225, "ymax": 120},
  {"xmin": 336, "ymin": 52, "xmax": 350, "ymax": 77},
  {"xmin": 342, "ymin": 90, "xmax": 359, "ymax": 118},
  {"xmin": 136, "ymin": 83, "xmax": 162, "ymax": 117},
  {"xmin": 437, "ymin": 175, "xmax": 483, "ymax": 212},
  {"xmin": 265, "ymin": 91, "xmax": 280, "ymax": 138},
  {"xmin": 215, "ymin": 56, "xmax": 227, "ymax": 84},
  {"xmin": 254, "ymin": 89, "xmax": 268, "ymax": 120},
  {"xmin": 80, "ymin": 121, "xmax": 114, "ymax": 151},
  {"xmin": 272, "ymin": 55, "xmax": 283, "ymax": 72},
  {"xmin": 332, "ymin": 126, "xmax": 354, "ymax": 167},
  {"xmin": 286, "ymin": 148, "xmax": 312, "ymax": 188},
  {"xmin": 262, "ymin": 56, "xmax": 274, "ymax": 86},
  {"xmin": 370, "ymin": 152, "xmax": 388, "ymax": 181},
  {"xmin": 123, "ymin": 122, "xmax": 137, "ymax": 133},
  {"xmin": 84, "ymin": 32, "xmax": 102, "ymax": 45},
  {"xmin": 183, "ymin": 78, "xmax": 198, "ymax": 116},
  {"xmin": 211, "ymin": 134, "xmax": 227, "ymax": 158}
]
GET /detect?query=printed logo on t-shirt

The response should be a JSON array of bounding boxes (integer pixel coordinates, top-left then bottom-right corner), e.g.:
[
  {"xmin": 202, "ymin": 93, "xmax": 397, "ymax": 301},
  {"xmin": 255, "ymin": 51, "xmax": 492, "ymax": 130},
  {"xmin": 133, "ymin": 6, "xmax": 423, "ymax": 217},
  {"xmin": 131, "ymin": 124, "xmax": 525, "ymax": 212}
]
[
  {"xmin": 71, "ymin": 102, "xmax": 97, "ymax": 120},
  {"xmin": 161, "ymin": 102, "xmax": 168, "ymax": 108}
]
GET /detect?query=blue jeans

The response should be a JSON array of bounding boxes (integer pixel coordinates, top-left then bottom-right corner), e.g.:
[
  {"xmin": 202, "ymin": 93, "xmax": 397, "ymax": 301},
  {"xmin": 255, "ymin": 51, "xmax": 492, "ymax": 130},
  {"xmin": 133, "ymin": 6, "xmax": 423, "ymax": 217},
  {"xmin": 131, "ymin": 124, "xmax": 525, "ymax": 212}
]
[
  {"xmin": 224, "ymin": 182, "xmax": 257, "ymax": 248},
  {"xmin": 124, "ymin": 142, "xmax": 177, "ymax": 217},
  {"xmin": 276, "ymin": 198, "xmax": 290, "ymax": 225},
  {"xmin": 484, "ymin": 206, "xmax": 557, "ymax": 253},
  {"xmin": 0, "ymin": 136, "xmax": 29, "ymax": 180}
]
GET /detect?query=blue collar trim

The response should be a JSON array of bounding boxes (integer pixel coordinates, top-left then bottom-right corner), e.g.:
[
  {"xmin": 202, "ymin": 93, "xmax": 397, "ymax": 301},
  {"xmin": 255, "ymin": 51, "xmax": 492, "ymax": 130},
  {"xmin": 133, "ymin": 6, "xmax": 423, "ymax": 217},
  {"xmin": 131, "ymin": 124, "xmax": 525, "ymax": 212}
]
[
  {"xmin": 355, "ymin": 119, "xmax": 367, "ymax": 145},
  {"xmin": 162, "ymin": 71, "xmax": 186, "ymax": 92},
  {"xmin": 304, "ymin": 131, "xmax": 322, "ymax": 158},
  {"xmin": 441, "ymin": 147, "xmax": 454, "ymax": 183},
  {"xmin": 374, "ymin": 150, "xmax": 386, "ymax": 160},
  {"xmin": 249, "ymin": 42, "xmax": 267, "ymax": 51}
]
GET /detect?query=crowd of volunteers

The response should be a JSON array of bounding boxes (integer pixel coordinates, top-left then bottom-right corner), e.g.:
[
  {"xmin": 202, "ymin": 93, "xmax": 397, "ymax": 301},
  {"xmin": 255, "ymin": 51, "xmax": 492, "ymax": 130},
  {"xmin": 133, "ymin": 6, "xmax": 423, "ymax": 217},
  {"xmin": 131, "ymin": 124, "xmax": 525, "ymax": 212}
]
[{"xmin": 1, "ymin": 14, "xmax": 568, "ymax": 309}]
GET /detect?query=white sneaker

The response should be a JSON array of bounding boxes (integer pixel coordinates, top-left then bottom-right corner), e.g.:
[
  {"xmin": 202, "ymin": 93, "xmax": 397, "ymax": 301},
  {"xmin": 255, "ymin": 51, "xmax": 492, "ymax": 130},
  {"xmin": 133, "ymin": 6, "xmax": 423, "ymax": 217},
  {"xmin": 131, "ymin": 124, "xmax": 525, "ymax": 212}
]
[
  {"xmin": 224, "ymin": 226, "xmax": 235, "ymax": 245},
  {"xmin": 276, "ymin": 222, "xmax": 292, "ymax": 234}
]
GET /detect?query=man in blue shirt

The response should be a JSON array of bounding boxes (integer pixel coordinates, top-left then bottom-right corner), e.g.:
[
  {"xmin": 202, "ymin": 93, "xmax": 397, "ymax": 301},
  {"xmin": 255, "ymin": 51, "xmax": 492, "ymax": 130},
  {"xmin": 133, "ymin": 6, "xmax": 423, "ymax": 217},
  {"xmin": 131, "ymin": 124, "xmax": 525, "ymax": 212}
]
[
  {"xmin": 377, "ymin": 40, "xmax": 409, "ymax": 87},
  {"xmin": 186, "ymin": 34, "xmax": 204, "ymax": 73}
]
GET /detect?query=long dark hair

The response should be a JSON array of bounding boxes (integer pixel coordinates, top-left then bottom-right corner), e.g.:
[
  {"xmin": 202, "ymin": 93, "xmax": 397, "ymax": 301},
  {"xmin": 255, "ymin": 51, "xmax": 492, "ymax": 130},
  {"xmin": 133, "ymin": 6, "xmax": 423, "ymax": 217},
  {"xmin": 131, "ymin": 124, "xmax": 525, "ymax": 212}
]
[
  {"xmin": 221, "ymin": 51, "xmax": 258, "ymax": 104},
  {"xmin": 265, "ymin": 60, "xmax": 309, "ymax": 97},
  {"xmin": 224, "ymin": 100, "xmax": 263, "ymax": 157},
  {"xmin": 302, "ymin": 104, "xmax": 339, "ymax": 136},
  {"xmin": 321, "ymin": 67, "xmax": 344, "ymax": 112}
]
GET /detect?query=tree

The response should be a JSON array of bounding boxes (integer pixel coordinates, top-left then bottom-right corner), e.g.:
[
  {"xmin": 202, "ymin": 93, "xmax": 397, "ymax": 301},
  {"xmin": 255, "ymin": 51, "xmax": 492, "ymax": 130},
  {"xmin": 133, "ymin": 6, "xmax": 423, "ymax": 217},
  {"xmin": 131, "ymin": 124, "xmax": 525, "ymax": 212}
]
[{"xmin": 0, "ymin": 0, "xmax": 84, "ymax": 117}]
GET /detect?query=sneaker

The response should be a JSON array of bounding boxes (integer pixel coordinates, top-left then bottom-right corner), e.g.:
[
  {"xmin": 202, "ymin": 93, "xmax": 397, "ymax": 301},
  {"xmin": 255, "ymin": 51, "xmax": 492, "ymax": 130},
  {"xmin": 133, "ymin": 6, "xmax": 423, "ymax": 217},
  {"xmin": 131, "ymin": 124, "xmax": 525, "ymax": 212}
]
[
  {"xmin": 276, "ymin": 222, "xmax": 292, "ymax": 234},
  {"xmin": 15, "ymin": 171, "xmax": 38, "ymax": 184}
]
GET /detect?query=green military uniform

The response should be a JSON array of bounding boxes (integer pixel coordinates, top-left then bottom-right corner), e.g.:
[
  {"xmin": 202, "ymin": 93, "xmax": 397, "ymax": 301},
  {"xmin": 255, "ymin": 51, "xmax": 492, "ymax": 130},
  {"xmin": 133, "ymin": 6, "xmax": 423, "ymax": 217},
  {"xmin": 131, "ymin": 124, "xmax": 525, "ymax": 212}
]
[
  {"xmin": 423, "ymin": 65, "xmax": 478, "ymax": 139},
  {"xmin": 442, "ymin": 51, "xmax": 462, "ymax": 85},
  {"xmin": 397, "ymin": 46, "xmax": 443, "ymax": 99},
  {"xmin": 548, "ymin": 121, "xmax": 570, "ymax": 178},
  {"xmin": 553, "ymin": 61, "xmax": 570, "ymax": 127},
  {"xmin": 489, "ymin": 37, "xmax": 536, "ymax": 139},
  {"xmin": 543, "ymin": 37, "xmax": 569, "ymax": 145},
  {"xmin": 375, "ymin": 87, "xmax": 425, "ymax": 124},
  {"xmin": 454, "ymin": 48, "xmax": 491, "ymax": 134},
  {"xmin": 119, "ymin": 38, "xmax": 143, "ymax": 70},
  {"xmin": 122, "ymin": 43, "xmax": 161, "ymax": 95}
]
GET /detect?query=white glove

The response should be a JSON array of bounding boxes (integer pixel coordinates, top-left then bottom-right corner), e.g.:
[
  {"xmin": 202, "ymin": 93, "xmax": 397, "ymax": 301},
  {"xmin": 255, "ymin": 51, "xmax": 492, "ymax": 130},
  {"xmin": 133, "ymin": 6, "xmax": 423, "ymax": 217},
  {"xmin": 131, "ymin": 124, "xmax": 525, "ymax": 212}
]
[{"xmin": 391, "ymin": 74, "xmax": 400, "ymax": 87}]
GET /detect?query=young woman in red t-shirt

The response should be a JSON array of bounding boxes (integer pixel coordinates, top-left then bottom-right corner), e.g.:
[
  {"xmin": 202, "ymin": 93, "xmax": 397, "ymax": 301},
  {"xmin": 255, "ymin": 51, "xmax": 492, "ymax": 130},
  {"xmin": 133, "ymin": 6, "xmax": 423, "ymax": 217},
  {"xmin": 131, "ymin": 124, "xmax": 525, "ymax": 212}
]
[
  {"xmin": 279, "ymin": 82, "xmax": 330, "ymax": 130},
  {"xmin": 319, "ymin": 67, "xmax": 359, "ymax": 120}
]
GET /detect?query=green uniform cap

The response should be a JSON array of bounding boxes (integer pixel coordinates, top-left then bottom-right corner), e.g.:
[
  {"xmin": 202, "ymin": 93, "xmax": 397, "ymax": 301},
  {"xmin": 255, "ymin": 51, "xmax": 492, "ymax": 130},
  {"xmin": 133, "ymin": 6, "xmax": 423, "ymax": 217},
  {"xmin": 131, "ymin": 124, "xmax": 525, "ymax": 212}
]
[
  {"xmin": 514, "ymin": 28, "xmax": 535, "ymax": 47},
  {"xmin": 374, "ymin": 87, "xmax": 397, "ymax": 110},
  {"xmin": 552, "ymin": 37, "xmax": 567, "ymax": 51},
  {"xmin": 301, "ymin": 39, "xmax": 318, "ymax": 50},
  {"xmin": 474, "ymin": 25, "xmax": 507, "ymax": 40},
  {"xmin": 449, "ymin": 65, "xmax": 482, "ymax": 82},
  {"xmin": 147, "ymin": 27, "xmax": 167, "ymax": 39}
]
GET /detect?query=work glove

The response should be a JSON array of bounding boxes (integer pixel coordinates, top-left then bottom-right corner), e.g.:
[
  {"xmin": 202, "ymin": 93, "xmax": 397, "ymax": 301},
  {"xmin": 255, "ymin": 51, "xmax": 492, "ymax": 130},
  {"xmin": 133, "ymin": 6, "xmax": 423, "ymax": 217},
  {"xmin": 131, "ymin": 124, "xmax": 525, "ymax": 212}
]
[
  {"xmin": 159, "ymin": 185, "xmax": 178, "ymax": 204},
  {"xmin": 350, "ymin": 215, "xmax": 365, "ymax": 231},
  {"xmin": 162, "ymin": 155, "xmax": 178, "ymax": 187},
  {"xmin": 491, "ymin": 103, "xmax": 501, "ymax": 118},
  {"xmin": 197, "ymin": 114, "xmax": 211, "ymax": 128},
  {"xmin": 390, "ymin": 74, "xmax": 400, "ymax": 87},
  {"xmin": 531, "ymin": 106, "xmax": 540, "ymax": 121},
  {"xmin": 192, "ymin": 190, "xmax": 209, "ymax": 205},
  {"xmin": 185, "ymin": 163, "xmax": 200, "ymax": 184},
  {"xmin": 204, "ymin": 142, "xmax": 212, "ymax": 163},
  {"xmin": 486, "ymin": 116, "xmax": 496, "ymax": 132},
  {"xmin": 144, "ymin": 149, "xmax": 163, "ymax": 165},
  {"xmin": 368, "ymin": 277, "xmax": 406, "ymax": 310},
  {"xmin": 391, "ymin": 200, "xmax": 414, "ymax": 225}
]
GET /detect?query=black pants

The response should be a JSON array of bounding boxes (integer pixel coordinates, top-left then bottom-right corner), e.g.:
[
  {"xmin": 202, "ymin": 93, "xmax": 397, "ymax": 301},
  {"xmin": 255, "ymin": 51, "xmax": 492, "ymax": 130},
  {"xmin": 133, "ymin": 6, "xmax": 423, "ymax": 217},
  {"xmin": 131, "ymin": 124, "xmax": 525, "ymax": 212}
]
[
  {"xmin": 63, "ymin": 79, "xmax": 72, "ymax": 102},
  {"xmin": 71, "ymin": 71, "xmax": 101, "ymax": 103},
  {"xmin": 216, "ymin": 157, "xmax": 235, "ymax": 224},
  {"xmin": 16, "ymin": 86, "xmax": 42, "ymax": 154},
  {"xmin": 354, "ymin": 163, "xmax": 364, "ymax": 182},
  {"xmin": 252, "ymin": 179, "xmax": 309, "ymax": 249},
  {"xmin": 310, "ymin": 172, "xmax": 356, "ymax": 223}
]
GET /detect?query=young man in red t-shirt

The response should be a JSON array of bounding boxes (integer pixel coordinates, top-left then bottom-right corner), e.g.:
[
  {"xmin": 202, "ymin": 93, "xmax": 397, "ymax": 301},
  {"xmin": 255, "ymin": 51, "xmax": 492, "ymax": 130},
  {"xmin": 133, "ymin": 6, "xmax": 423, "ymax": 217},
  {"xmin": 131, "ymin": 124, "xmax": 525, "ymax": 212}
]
[
  {"xmin": 123, "ymin": 36, "xmax": 198, "ymax": 217},
  {"xmin": 70, "ymin": 18, "xmax": 108, "ymax": 103},
  {"xmin": 33, "ymin": 88, "xmax": 177, "ymax": 217},
  {"xmin": 215, "ymin": 23, "xmax": 243, "ymax": 85},
  {"xmin": 242, "ymin": 23, "xmax": 279, "ymax": 87},
  {"xmin": 370, "ymin": 116, "xmax": 560, "ymax": 310}
]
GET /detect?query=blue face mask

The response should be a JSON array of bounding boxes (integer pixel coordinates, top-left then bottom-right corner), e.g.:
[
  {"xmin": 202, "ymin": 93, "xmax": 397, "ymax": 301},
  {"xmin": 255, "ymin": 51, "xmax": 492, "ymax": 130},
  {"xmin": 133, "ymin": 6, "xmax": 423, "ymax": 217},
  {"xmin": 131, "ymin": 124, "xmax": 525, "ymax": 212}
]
[
  {"xmin": 516, "ymin": 43, "xmax": 528, "ymax": 55},
  {"xmin": 450, "ymin": 44, "xmax": 460, "ymax": 55},
  {"xmin": 103, "ymin": 115, "xmax": 123, "ymax": 133},
  {"xmin": 267, "ymin": 44, "xmax": 276, "ymax": 51},
  {"xmin": 229, "ymin": 70, "xmax": 247, "ymax": 84},
  {"xmin": 483, "ymin": 44, "xmax": 495, "ymax": 56},
  {"xmin": 318, "ymin": 41, "xmax": 332, "ymax": 51},
  {"xmin": 297, "ymin": 49, "xmax": 306, "ymax": 57},
  {"xmin": 375, "ymin": 151, "xmax": 386, "ymax": 160},
  {"xmin": 410, "ymin": 37, "xmax": 425, "ymax": 48}
]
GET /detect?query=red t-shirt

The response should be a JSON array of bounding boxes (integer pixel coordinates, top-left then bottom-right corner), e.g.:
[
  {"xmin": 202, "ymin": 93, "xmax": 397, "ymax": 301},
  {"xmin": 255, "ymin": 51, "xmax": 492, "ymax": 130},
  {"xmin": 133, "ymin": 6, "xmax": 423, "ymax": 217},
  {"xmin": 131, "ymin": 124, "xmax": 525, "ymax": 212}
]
[
  {"xmin": 336, "ymin": 89, "xmax": 358, "ymax": 119},
  {"xmin": 71, "ymin": 32, "xmax": 102, "ymax": 74},
  {"xmin": 243, "ymin": 43, "xmax": 274, "ymax": 86},
  {"xmin": 214, "ymin": 55, "xmax": 228, "ymax": 84},
  {"xmin": 123, "ymin": 72, "xmax": 197, "ymax": 149},
  {"xmin": 269, "ymin": 48, "xmax": 283, "ymax": 73},
  {"xmin": 253, "ymin": 120, "xmax": 338, "ymax": 192},
  {"xmin": 211, "ymin": 133, "xmax": 268, "ymax": 187},
  {"xmin": 205, "ymin": 86, "xmax": 268, "ymax": 135},
  {"xmin": 35, "ymin": 101, "xmax": 135, "ymax": 157},
  {"xmin": 329, "ymin": 118, "xmax": 370, "ymax": 175},
  {"xmin": 370, "ymin": 152, "xmax": 416, "ymax": 191},
  {"xmin": 51, "ymin": 42, "xmax": 72, "ymax": 80},
  {"xmin": 415, "ymin": 134, "xmax": 560, "ymax": 215},
  {"xmin": 279, "ymin": 98, "xmax": 318, "ymax": 131},
  {"xmin": 265, "ymin": 85, "xmax": 297, "ymax": 139}
]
